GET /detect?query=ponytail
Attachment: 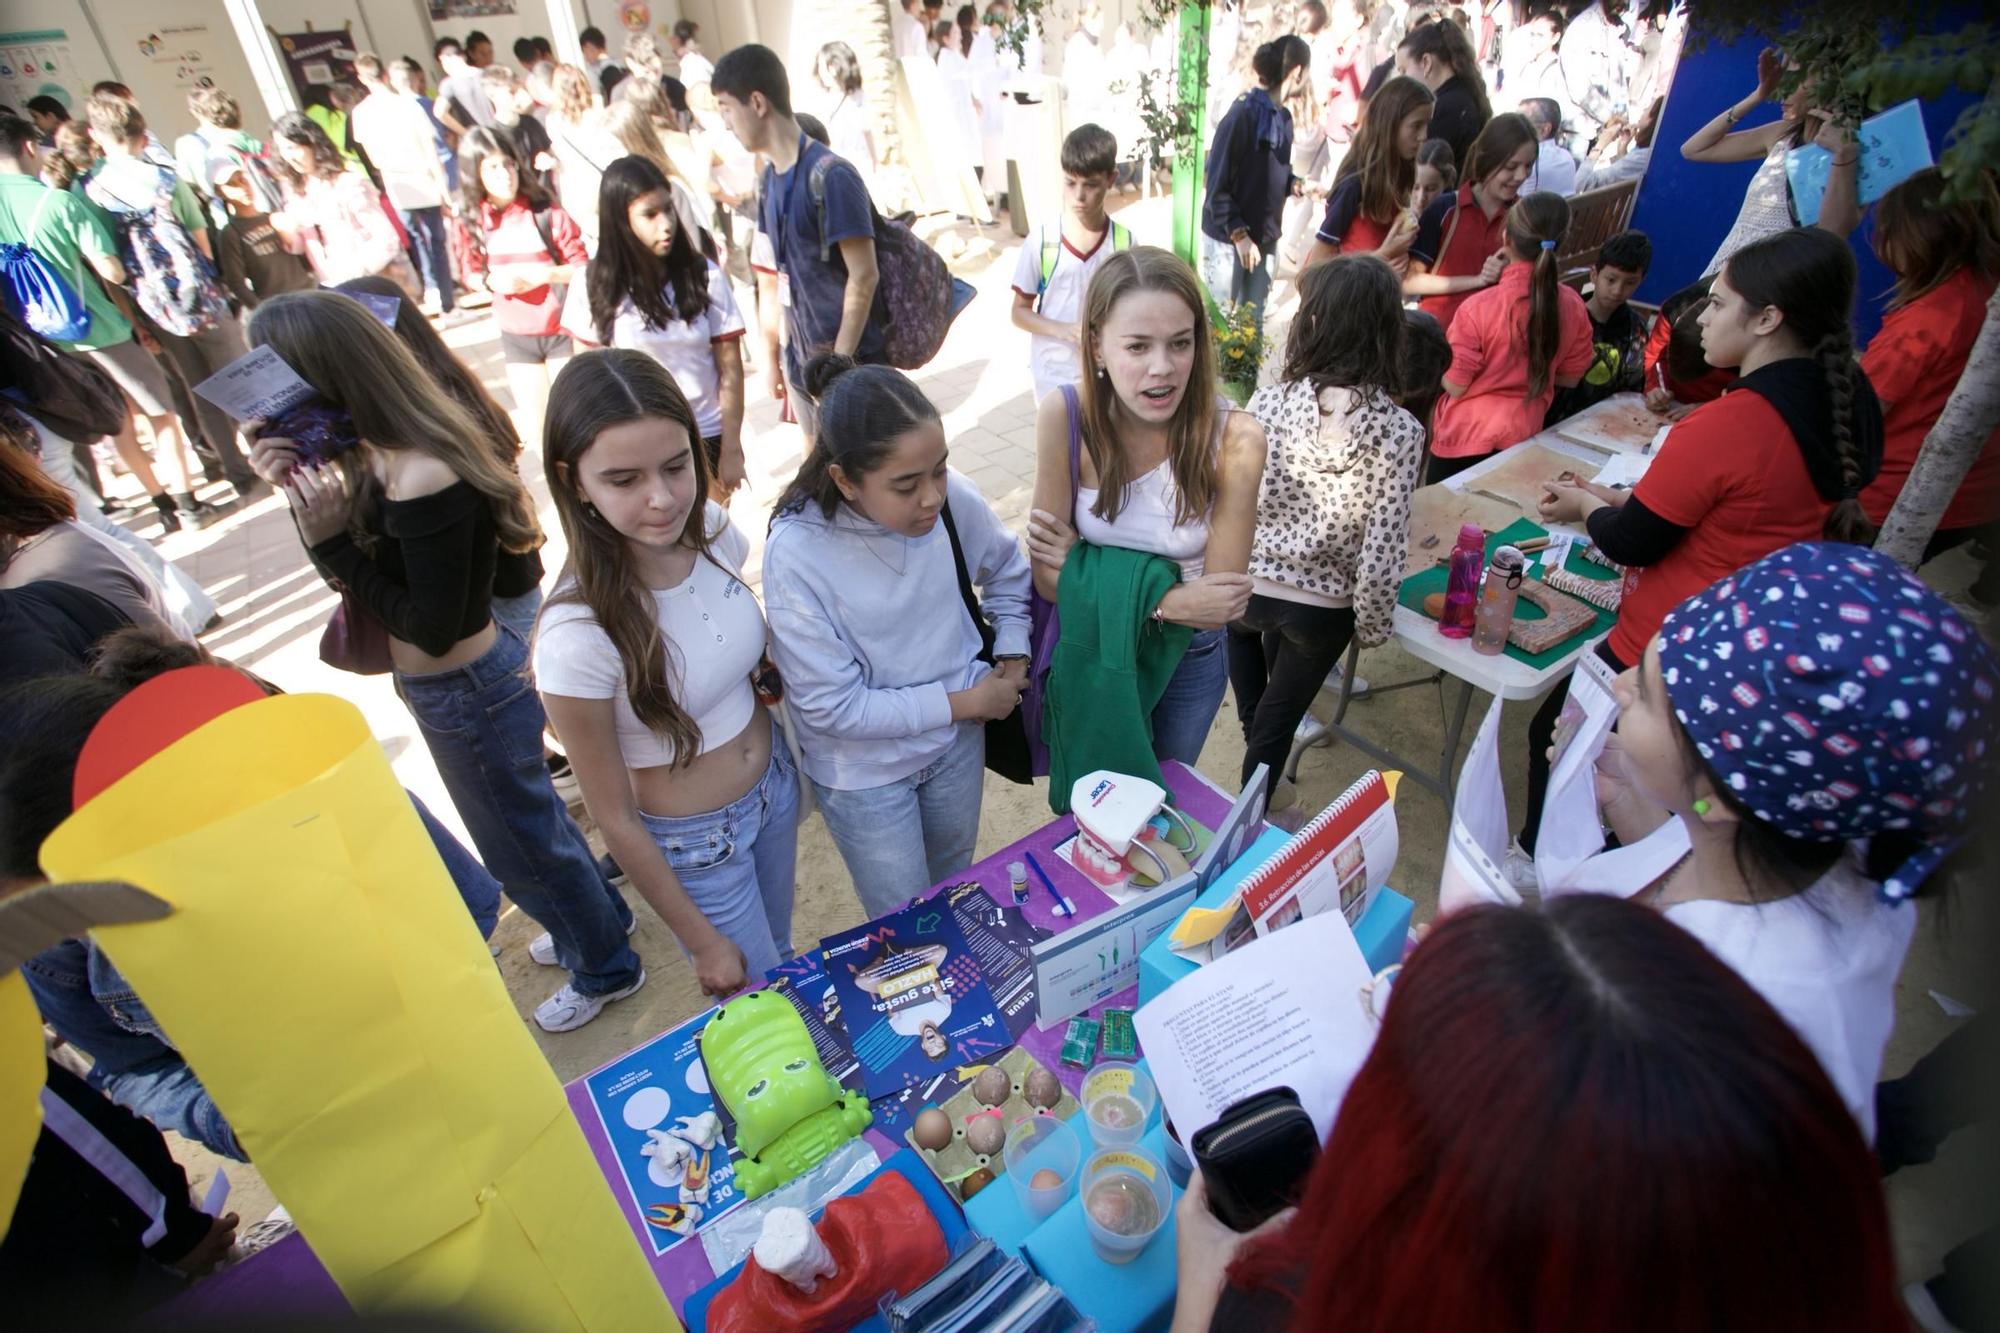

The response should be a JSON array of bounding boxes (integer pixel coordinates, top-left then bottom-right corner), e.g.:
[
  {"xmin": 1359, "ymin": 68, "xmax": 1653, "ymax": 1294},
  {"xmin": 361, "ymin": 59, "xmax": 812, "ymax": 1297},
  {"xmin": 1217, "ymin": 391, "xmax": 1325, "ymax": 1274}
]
[
  {"xmin": 1508, "ymin": 191, "xmax": 1571, "ymax": 399},
  {"xmin": 1815, "ymin": 331, "xmax": 1875, "ymax": 544},
  {"xmin": 771, "ymin": 353, "xmax": 941, "ymax": 521}
]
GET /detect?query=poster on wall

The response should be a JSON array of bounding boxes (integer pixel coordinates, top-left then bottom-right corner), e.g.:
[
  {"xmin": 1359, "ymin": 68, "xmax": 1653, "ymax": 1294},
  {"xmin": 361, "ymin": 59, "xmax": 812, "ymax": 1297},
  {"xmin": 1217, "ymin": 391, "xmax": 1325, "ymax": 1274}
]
[
  {"xmin": 620, "ymin": 3, "xmax": 652, "ymax": 34},
  {"xmin": 0, "ymin": 29, "xmax": 83, "ymax": 112},
  {"xmin": 428, "ymin": 1, "xmax": 518, "ymax": 18},
  {"xmin": 129, "ymin": 23, "xmax": 220, "ymax": 95},
  {"xmin": 273, "ymin": 30, "xmax": 358, "ymax": 99}
]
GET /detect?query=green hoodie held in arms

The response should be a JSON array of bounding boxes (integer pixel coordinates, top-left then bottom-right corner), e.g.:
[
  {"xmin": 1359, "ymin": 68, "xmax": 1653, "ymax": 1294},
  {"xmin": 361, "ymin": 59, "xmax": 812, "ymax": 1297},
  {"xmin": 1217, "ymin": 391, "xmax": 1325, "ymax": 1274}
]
[{"xmin": 1042, "ymin": 541, "xmax": 1194, "ymax": 814}]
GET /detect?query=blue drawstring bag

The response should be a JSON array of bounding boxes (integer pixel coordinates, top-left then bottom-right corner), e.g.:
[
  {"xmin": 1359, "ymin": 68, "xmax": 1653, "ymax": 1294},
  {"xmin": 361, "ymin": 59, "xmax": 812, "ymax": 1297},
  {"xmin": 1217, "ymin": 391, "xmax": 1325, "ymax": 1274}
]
[{"xmin": 0, "ymin": 240, "xmax": 91, "ymax": 344}]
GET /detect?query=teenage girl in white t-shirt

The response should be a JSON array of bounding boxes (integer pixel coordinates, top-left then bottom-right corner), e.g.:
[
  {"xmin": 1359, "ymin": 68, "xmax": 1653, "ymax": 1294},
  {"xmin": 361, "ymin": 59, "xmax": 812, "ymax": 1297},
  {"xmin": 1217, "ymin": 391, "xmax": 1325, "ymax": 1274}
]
[
  {"xmin": 568, "ymin": 154, "xmax": 748, "ymax": 500},
  {"xmin": 532, "ymin": 349, "xmax": 796, "ymax": 999},
  {"xmin": 1026, "ymin": 246, "xmax": 1267, "ymax": 765},
  {"xmin": 1590, "ymin": 542, "xmax": 1997, "ymax": 1138}
]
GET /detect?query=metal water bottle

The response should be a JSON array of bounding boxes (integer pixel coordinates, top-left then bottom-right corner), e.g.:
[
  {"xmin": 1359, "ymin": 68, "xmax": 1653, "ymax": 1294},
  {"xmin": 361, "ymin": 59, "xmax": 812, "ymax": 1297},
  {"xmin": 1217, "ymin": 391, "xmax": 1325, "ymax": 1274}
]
[
  {"xmin": 1471, "ymin": 545, "xmax": 1527, "ymax": 655},
  {"xmin": 1439, "ymin": 524, "xmax": 1486, "ymax": 639}
]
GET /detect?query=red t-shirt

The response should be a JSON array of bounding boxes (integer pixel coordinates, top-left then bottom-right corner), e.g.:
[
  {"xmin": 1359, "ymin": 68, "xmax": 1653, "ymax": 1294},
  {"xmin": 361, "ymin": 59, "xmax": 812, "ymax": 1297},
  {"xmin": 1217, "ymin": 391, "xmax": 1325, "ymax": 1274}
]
[
  {"xmin": 1612, "ymin": 389, "xmax": 1832, "ymax": 663},
  {"xmin": 1313, "ymin": 173, "xmax": 1393, "ymax": 253},
  {"xmin": 1431, "ymin": 264, "xmax": 1595, "ymax": 459},
  {"xmin": 1858, "ymin": 267, "xmax": 2000, "ymax": 531},
  {"xmin": 1640, "ymin": 313, "xmax": 1733, "ymax": 404},
  {"xmin": 1410, "ymin": 183, "xmax": 1509, "ymax": 330}
]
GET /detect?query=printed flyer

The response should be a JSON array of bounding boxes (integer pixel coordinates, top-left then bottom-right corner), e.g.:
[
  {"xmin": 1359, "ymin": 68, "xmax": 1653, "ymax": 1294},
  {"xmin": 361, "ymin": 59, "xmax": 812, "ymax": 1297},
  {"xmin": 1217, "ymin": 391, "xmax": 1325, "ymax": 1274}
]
[
  {"xmin": 581, "ymin": 1007, "xmax": 741, "ymax": 1256},
  {"xmin": 822, "ymin": 902, "xmax": 1011, "ymax": 1100}
]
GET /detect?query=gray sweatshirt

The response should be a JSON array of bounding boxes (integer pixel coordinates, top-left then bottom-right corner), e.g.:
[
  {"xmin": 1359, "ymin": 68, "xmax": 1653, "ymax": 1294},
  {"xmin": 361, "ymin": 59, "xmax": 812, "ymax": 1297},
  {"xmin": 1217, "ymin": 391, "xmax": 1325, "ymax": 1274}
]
[{"xmin": 763, "ymin": 469, "xmax": 1033, "ymax": 789}]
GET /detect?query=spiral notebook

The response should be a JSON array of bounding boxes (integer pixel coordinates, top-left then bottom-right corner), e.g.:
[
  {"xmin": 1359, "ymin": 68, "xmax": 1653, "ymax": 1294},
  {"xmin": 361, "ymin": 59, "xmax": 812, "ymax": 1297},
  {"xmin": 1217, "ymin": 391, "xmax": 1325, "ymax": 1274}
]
[{"xmin": 1238, "ymin": 770, "xmax": 1400, "ymax": 935}]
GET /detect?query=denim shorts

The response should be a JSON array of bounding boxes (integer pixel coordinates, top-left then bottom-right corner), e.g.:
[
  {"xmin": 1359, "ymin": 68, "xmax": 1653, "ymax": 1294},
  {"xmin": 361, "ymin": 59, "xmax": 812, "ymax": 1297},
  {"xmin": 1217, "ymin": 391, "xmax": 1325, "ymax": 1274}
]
[{"xmin": 639, "ymin": 738, "xmax": 799, "ymax": 983}]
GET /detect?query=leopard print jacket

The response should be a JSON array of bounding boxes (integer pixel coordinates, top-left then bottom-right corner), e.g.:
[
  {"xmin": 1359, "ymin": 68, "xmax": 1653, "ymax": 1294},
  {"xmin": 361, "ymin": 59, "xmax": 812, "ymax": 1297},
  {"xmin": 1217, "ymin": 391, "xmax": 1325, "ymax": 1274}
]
[{"xmin": 1245, "ymin": 379, "xmax": 1426, "ymax": 649}]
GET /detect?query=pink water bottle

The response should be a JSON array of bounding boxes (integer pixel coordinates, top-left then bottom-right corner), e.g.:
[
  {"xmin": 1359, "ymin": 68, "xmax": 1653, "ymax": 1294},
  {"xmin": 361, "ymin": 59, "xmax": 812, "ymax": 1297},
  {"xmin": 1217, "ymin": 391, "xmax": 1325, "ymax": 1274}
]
[
  {"xmin": 1439, "ymin": 524, "xmax": 1485, "ymax": 639},
  {"xmin": 1472, "ymin": 545, "xmax": 1527, "ymax": 655}
]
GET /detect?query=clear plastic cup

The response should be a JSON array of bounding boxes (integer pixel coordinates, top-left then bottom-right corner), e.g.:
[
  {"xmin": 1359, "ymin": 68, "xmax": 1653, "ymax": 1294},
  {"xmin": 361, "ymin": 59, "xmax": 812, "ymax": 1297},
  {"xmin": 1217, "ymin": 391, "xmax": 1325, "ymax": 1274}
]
[
  {"xmin": 1081, "ymin": 1060, "xmax": 1156, "ymax": 1146},
  {"xmin": 1080, "ymin": 1145, "xmax": 1172, "ymax": 1264},
  {"xmin": 1005, "ymin": 1113, "xmax": 1082, "ymax": 1220}
]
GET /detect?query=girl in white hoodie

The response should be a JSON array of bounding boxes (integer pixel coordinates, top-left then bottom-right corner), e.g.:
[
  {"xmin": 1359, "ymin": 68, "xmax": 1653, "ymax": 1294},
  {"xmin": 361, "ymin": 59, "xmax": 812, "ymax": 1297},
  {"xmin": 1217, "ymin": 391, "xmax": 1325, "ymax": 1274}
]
[{"xmin": 764, "ymin": 354, "xmax": 1033, "ymax": 917}]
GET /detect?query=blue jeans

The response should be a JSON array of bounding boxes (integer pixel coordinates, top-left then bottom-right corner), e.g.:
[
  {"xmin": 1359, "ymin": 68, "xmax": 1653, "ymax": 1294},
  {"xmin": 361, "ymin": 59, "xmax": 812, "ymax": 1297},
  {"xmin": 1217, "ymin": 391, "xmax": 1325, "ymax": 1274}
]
[
  {"xmin": 396, "ymin": 625, "xmax": 640, "ymax": 996},
  {"xmin": 1201, "ymin": 233, "xmax": 1276, "ymax": 331},
  {"xmin": 490, "ymin": 587, "xmax": 544, "ymax": 642},
  {"xmin": 1151, "ymin": 627, "xmax": 1228, "ymax": 766},
  {"xmin": 814, "ymin": 722, "xmax": 985, "ymax": 919},
  {"xmin": 411, "ymin": 790, "xmax": 502, "ymax": 938},
  {"xmin": 640, "ymin": 737, "xmax": 798, "ymax": 983},
  {"xmin": 398, "ymin": 204, "xmax": 455, "ymax": 311}
]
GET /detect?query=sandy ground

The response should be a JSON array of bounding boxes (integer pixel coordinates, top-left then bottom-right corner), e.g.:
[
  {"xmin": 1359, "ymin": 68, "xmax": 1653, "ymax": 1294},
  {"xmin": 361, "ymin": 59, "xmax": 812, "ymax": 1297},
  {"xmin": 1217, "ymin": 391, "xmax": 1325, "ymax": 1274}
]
[{"xmin": 99, "ymin": 194, "xmax": 1990, "ymax": 1298}]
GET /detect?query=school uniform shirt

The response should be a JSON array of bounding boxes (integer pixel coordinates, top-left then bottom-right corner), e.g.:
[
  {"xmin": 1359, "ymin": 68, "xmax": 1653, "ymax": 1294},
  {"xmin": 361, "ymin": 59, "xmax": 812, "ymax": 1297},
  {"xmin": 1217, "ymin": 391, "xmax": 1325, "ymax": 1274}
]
[
  {"xmin": 1409, "ymin": 182, "xmax": 1510, "ymax": 329},
  {"xmin": 1430, "ymin": 262, "xmax": 1593, "ymax": 460},
  {"xmin": 280, "ymin": 169, "xmax": 405, "ymax": 286},
  {"xmin": 1640, "ymin": 309, "xmax": 1732, "ymax": 405},
  {"xmin": 1200, "ymin": 87, "xmax": 1296, "ymax": 254},
  {"xmin": 564, "ymin": 259, "xmax": 746, "ymax": 437},
  {"xmin": 1858, "ymin": 268, "xmax": 2000, "ymax": 532},
  {"xmin": 1312, "ymin": 172, "xmax": 1395, "ymax": 254},
  {"xmin": 1609, "ymin": 388, "xmax": 1831, "ymax": 664},
  {"xmin": 465, "ymin": 199, "xmax": 588, "ymax": 337},
  {"xmin": 1547, "ymin": 300, "xmax": 1643, "ymax": 424},
  {"xmin": 1427, "ymin": 74, "xmax": 1487, "ymax": 169},
  {"xmin": 751, "ymin": 137, "xmax": 886, "ymax": 386},
  {"xmin": 348, "ymin": 90, "xmax": 447, "ymax": 209},
  {"xmin": 1666, "ymin": 857, "xmax": 1915, "ymax": 1139},
  {"xmin": 1010, "ymin": 220, "xmax": 1123, "ymax": 400}
]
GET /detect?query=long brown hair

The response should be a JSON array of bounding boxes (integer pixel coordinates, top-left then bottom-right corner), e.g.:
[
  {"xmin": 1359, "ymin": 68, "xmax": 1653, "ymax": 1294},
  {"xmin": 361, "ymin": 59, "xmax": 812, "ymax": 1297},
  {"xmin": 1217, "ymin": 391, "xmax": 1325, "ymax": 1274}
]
[
  {"xmin": 0, "ymin": 430, "xmax": 75, "ymax": 539},
  {"xmin": 246, "ymin": 290, "xmax": 542, "ymax": 554},
  {"xmin": 1872, "ymin": 166, "xmax": 2000, "ymax": 309},
  {"xmin": 542, "ymin": 350, "xmax": 717, "ymax": 766},
  {"xmin": 1077, "ymin": 247, "xmax": 1220, "ymax": 525},
  {"xmin": 1335, "ymin": 76, "xmax": 1434, "ymax": 225},
  {"xmin": 1506, "ymin": 191, "xmax": 1571, "ymax": 398},
  {"xmin": 1465, "ymin": 111, "xmax": 1535, "ymax": 190},
  {"xmin": 332, "ymin": 275, "xmax": 521, "ymax": 468},
  {"xmin": 1398, "ymin": 18, "xmax": 1490, "ymax": 124}
]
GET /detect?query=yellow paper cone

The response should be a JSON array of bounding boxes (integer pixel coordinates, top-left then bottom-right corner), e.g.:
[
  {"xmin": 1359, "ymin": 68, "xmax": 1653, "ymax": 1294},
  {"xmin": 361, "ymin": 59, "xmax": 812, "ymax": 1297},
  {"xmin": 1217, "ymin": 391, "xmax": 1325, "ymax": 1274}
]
[
  {"xmin": 0, "ymin": 974, "xmax": 44, "ymax": 1235},
  {"xmin": 40, "ymin": 693, "xmax": 674, "ymax": 1331}
]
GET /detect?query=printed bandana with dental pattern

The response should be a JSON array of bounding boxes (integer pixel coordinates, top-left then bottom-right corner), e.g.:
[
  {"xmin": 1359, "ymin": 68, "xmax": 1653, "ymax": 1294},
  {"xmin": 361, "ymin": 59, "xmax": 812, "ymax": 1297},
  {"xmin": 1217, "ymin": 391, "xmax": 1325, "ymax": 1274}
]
[{"xmin": 1656, "ymin": 542, "xmax": 1998, "ymax": 904}]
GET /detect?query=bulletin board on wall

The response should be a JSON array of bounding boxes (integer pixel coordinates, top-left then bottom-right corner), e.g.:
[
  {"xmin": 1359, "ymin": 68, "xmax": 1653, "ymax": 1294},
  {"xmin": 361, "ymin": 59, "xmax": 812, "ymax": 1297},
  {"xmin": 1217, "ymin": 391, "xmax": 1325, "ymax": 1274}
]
[
  {"xmin": 271, "ymin": 26, "xmax": 359, "ymax": 100},
  {"xmin": 84, "ymin": 0, "xmax": 265, "ymax": 140},
  {"xmin": 0, "ymin": 29, "xmax": 86, "ymax": 112}
]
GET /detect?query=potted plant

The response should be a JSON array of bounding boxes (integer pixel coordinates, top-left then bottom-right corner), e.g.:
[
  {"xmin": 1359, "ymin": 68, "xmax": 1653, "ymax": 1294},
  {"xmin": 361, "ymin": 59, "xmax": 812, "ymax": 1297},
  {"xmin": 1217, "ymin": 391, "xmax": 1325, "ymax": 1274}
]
[{"xmin": 1212, "ymin": 299, "xmax": 1264, "ymax": 404}]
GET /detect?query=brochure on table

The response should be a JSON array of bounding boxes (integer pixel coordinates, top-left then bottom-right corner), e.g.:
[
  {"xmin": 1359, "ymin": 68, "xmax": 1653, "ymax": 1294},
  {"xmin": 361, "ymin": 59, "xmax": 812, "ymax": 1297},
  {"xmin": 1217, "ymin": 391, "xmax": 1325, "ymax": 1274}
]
[
  {"xmin": 1135, "ymin": 910, "xmax": 1376, "ymax": 1144},
  {"xmin": 1029, "ymin": 765, "xmax": 1271, "ymax": 1030},
  {"xmin": 581, "ymin": 1007, "xmax": 744, "ymax": 1256},
  {"xmin": 821, "ymin": 901, "xmax": 1012, "ymax": 1100},
  {"xmin": 1168, "ymin": 769, "xmax": 1399, "ymax": 965}
]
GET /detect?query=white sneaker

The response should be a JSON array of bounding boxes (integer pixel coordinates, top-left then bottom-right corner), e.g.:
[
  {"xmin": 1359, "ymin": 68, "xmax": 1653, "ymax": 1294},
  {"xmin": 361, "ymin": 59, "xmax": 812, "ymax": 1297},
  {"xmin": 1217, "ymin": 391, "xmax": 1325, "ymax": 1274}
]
[
  {"xmin": 547, "ymin": 755, "xmax": 581, "ymax": 802},
  {"xmin": 1326, "ymin": 664, "xmax": 1370, "ymax": 697},
  {"xmin": 1294, "ymin": 712, "xmax": 1328, "ymax": 743},
  {"xmin": 529, "ymin": 914, "xmax": 637, "ymax": 967},
  {"xmin": 1503, "ymin": 839, "xmax": 1540, "ymax": 897},
  {"xmin": 534, "ymin": 969, "xmax": 646, "ymax": 1032}
]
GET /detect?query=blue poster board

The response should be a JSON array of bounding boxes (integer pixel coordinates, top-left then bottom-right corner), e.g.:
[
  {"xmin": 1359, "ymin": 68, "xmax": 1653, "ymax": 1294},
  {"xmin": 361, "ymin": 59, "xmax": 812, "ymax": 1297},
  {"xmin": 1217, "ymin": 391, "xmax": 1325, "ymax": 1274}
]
[{"xmin": 1785, "ymin": 99, "xmax": 1932, "ymax": 226}]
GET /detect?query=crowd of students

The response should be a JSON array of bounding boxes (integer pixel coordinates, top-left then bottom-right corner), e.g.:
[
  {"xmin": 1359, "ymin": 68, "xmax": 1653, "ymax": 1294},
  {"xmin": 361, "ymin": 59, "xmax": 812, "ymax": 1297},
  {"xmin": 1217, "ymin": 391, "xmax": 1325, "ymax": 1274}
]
[{"xmin": 0, "ymin": 10, "xmax": 1996, "ymax": 1328}]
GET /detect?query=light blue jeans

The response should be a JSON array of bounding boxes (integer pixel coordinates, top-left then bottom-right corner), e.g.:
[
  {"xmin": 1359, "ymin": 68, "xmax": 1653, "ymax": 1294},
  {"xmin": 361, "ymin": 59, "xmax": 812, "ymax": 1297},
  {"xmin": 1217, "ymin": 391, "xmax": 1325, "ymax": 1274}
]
[
  {"xmin": 815, "ymin": 722, "xmax": 986, "ymax": 919},
  {"xmin": 1200, "ymin": 233, "xmax": 1277, "ymax": 331},
  {"xmin": 640, "ymin": 737, "xmax": 799, "ymax": 983},
  {"xmin": 1151, "ymin": 627, "xmax": 1228, "ymax": 766}
]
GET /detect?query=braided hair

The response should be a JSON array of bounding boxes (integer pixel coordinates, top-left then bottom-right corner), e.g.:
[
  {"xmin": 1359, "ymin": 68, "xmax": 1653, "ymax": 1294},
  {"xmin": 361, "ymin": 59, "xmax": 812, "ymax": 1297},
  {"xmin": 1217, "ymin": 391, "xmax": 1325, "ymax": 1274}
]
[{"xmin": 1723, "ymin": 228, "xmax": 1872, "ymax": 544}]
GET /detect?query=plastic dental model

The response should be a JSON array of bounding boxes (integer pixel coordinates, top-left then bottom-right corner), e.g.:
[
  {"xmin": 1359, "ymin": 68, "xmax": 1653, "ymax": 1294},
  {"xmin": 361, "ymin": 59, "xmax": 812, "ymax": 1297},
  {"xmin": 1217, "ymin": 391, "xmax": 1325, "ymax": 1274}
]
[
  {"xmin": 1542, "ymin": 564, "xmax": 1623, "ymax": 612},
  {"xmin": 754, "ymin": 1208, "xmax": 840, "ymax": 1294}
]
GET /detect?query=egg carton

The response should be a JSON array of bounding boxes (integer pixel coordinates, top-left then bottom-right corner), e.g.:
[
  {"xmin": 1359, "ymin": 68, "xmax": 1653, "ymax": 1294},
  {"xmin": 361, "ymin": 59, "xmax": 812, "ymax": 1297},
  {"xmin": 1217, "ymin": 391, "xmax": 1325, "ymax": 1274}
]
[{"xmin": 902, "ymin": 1046, "xmax": 1081, "ymax": 1204}]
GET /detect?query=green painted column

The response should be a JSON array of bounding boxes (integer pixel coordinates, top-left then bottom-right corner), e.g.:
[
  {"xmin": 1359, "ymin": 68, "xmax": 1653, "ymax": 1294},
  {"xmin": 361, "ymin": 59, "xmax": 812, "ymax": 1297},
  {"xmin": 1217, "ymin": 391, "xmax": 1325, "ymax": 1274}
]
[{"xmin": 1170, "ymin": 1, "xmax": 1213, "ymax": 266}]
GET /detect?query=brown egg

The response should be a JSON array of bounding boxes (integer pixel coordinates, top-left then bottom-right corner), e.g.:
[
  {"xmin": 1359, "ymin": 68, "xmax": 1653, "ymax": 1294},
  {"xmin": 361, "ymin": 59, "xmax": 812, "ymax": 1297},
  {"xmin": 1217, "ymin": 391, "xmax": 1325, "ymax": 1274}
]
[
  {"xmin": 1030, "ymin": 1168, "xmax": 1065, "ymax": 1191},
  {"xmin": 959, "ymin": 1167, "xmax": 995, "ymax": 1200},
  {"xmin": 965, "ymin": 1113, "xmax": 1007, "ymax": 1157},
  {"xmin": 1023, "ymin": 1066, "xmax": 1063, "ymax": 1109},
  {"xmin": 974, "ymin": 1066, "xmax": 1012, "ymax": 1106},
  {"xmin": 913, "ymin": 1107, "xmax": 952, "ymax": 1152}
]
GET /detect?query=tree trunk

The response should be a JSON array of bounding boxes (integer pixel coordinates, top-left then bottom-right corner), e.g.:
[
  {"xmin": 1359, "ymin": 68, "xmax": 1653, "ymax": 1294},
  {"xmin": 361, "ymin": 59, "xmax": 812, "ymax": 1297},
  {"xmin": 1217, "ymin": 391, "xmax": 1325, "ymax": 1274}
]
[{"xmin": 1874, "ymin": 287, "xmax": 2000, "ymax": 568}]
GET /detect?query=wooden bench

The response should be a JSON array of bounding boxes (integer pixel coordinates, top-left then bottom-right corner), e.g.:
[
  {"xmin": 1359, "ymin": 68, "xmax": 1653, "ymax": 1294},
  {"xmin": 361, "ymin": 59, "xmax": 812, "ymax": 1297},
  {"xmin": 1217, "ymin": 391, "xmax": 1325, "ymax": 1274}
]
[{"xmin": 1557, "ymin": 179, "xmax": 1640, "ymax": 286}]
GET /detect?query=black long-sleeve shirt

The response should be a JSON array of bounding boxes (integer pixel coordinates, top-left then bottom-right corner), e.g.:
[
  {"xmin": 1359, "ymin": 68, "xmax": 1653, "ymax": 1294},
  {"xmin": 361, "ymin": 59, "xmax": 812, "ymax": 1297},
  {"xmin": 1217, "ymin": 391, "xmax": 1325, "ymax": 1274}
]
[{"xmin": 1585, "ymin": 492, "xmax": 1687, "ymax": 567}]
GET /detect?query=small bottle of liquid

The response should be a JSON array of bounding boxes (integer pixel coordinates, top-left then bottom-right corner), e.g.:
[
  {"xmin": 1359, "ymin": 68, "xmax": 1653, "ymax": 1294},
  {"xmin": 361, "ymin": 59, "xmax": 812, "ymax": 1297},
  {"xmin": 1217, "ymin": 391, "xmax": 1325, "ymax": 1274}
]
[
  {"xmin": 1438, "ymin": 524, "xmax": 1486, "ymax": 639},
  {"xmin": 1007, "ymin": 860, "xmax": 1030, "ymax": 906},
  {"xmin": 1471, "ymin": 545, "xmax": 1527, "ymax": 655}
]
